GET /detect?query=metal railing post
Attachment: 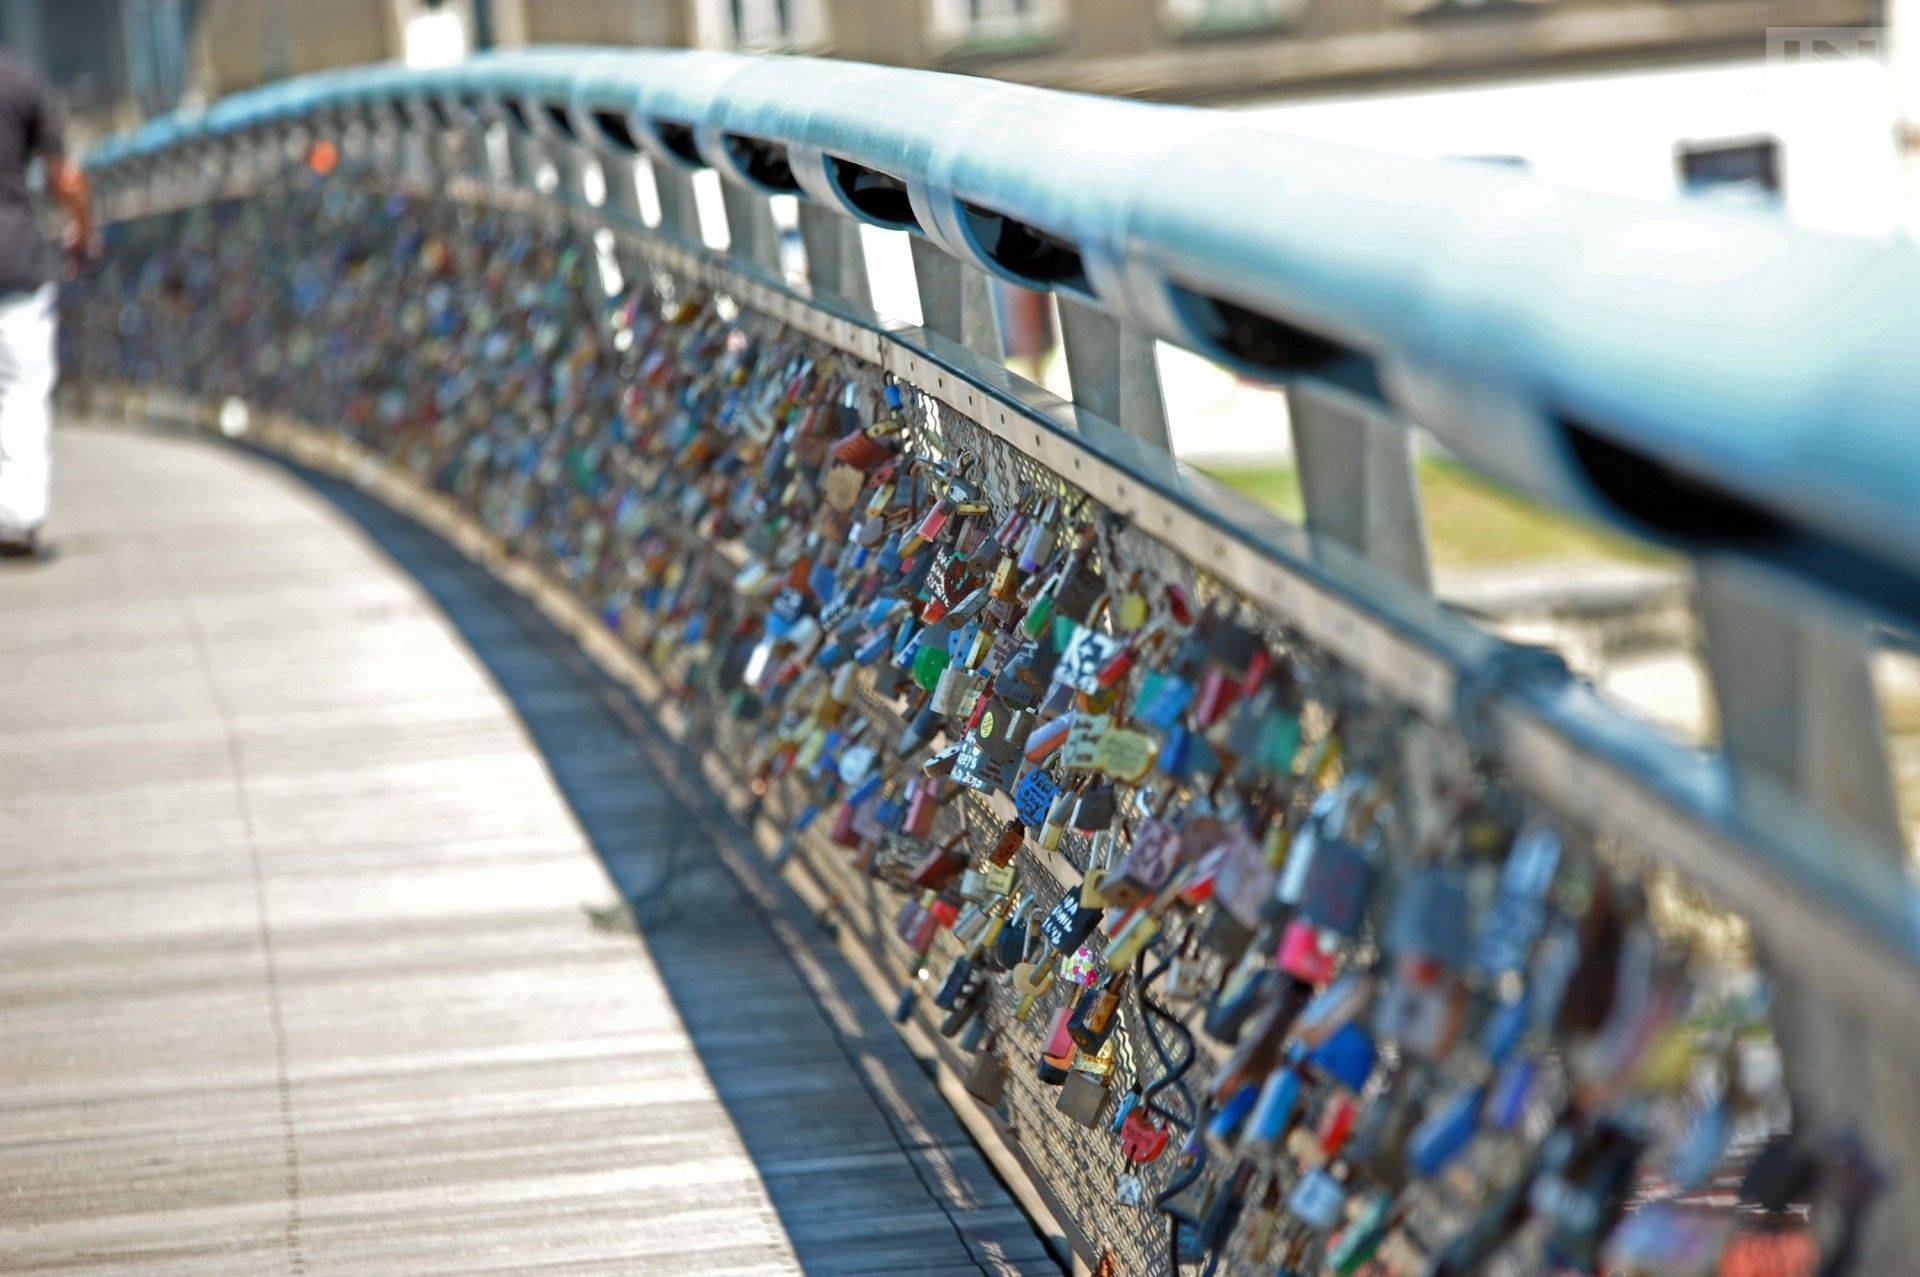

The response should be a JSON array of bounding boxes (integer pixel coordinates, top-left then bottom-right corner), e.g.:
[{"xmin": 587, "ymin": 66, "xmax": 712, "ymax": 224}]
[
  {"xmin": 548, "ymin": 134, "xmax": 593, "ymax": 206},
  {"xmin": 719, "ymin": 179, "xmax": 781, "ymax": 275},
  {"xmin": 909, "ymin": 237, "xmax": 1003, "ymax": 362},
  {"xmin": 1697, "ymin": 566, "xmax": 1919, "ymax": 1264},
  {"xmin": 503, "ymin": 122, "xmax": 546, "ymax": 191},
  {"xmin": 796, "ymin": 201, "xmax": 871, "ymax": 311},
  {"xmin": 598, "ymin": 152, "xmax": 645, "ymax": 228},
  {"xmin": 1289, "ymin": 384, "xmax": 1432, "ymax": 592},
  {"xmin": 1056, "ymin": 296, "xmax": 1171, "ymax": 450},
  {"xmin": 650, "ymin": 159, "xmax": 703, "ymax": 247}
]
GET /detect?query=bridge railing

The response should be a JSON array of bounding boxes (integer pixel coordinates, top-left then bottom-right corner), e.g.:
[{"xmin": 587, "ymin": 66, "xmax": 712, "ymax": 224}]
[{"xmin": 68, "ymin": 48, "xmax": 1920, "ymax": 1274}]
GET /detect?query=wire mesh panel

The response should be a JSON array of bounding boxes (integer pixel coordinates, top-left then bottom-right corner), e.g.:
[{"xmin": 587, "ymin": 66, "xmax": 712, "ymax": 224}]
[{"xmin": 62, "ymin": 175, "xmax": 1877, "ymax": 1276}]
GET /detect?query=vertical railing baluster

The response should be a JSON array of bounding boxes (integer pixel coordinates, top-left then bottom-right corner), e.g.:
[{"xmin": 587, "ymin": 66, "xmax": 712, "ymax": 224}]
[
  {"xmin": 909, "ymin": 238, "xmax": 1003, "ymax": 361},
  {"xmin": 1696, "ymin": 567, "xmax": 1918, "ymax": 1265},
  {"xmin": 1289, "ymin": 384, "xmax": 1432, "ymax": 592},
  {"xmin": 719, "ymin": 180, "xmax": 781, "ymax": 276},
  {"xmin": 650, "ymin": 158, "xmax": 703, "ymax": 247},
  {"xmin": 1056, "ymin": 297, "xmax": 1171, "ymax": 450},
  {"xmin": 796, "ymin": 201, "xmax": 871, "ymax": 311}
]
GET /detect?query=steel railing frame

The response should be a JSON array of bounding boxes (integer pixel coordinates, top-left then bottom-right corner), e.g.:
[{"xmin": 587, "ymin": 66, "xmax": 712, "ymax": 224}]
[
  {"xmin": 84, "ymin": 48, "xmax": 1920, "ymax": 630},
  {"xmin": 78, "ymin": 47, "xmax": 1920, "ymax": 1260}
]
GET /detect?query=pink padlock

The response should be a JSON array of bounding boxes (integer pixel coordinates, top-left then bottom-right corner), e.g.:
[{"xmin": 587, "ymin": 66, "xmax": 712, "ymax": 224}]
[{"xmin": 1277, "ymin": 918, "xmax": 1336, "ymax": 985}]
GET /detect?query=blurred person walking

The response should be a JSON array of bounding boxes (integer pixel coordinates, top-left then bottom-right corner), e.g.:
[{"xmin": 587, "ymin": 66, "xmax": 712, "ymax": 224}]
[{"xmin": 0, "ymin": 48, "xmax": 91, "ymax": 558}]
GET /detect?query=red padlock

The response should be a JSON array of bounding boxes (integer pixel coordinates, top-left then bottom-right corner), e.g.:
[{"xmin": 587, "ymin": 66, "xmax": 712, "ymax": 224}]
[
  {"xmin": 909, "ymin": 837, "xmax": 967, "ymax": 892},
  {"xmin": 831, "ymin": 428, "xmax": 890, "ymax": 470},
  {"xmin": 829, "ymin": 799, "xmax": 861, "ymax": 848},
  {"xmin": 1193, "ymin": 665, "xmax": 1241, "ymax": 729},
  {"xmin": 1119, "ymin": 1109, "xmax": 1171, "ymax": 1164},
  {"xmin": 1316, "ymin": 1094, "xmax": 1357, "ymax": 1159}
]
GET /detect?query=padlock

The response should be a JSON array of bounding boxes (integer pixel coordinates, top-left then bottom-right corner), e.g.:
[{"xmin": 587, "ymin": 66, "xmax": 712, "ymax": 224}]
[
  {"xmin": 962, "ymin": 1039, "xmax": 1009, "ymax": 1106},
  {"xmin": 1285, "ymin": 1164, "xmax": 1348, "ymax": 1233},
  {"xmin": 1203, "ymin": 966, "xmax": 1274, "ymax": 1045},
  {"xmin": 1037, "ymin": 1005, "xmax": 1076, "ymax": 1083},
  {"xmin": 1477, "ymin": 822, "xmax": 1563, "ymax": 978},
  {"xmin": 1407, "ymin": 1083, "xmax": 1485, "ymax": 1178},
  {"xmin": 1239, "ymin": 1065, "xmax": 1302, "ymax": 1154},
  {"xmin": 1070, "ymin": 782, "xmax": 1117, "ymax": 832},
  {"xmin": 1382, "ymin": 864, "xmax": 1473, "ymax": 969},
  {"xmin": 1305, "ymin": 1021, "xmax": 1377, "ymax": 1095},
  {"xmin": 1291, "ymin": 971, "xmax": 1374, "ymax": 1049},
  {"xmin": 1016, "ymin": 499, "xmax": 1056, "ymax": 573},
  {"xmin": 1055, "ymin": 1065, "xmax": 1109, "ymax": 1128},
  {"xmin": 932, "ymin": 953, "xmax": 975, "ymax": 1009},
  {"xmin": 909, "ymin": 835, "xmax": 967, "ymax": 892},
  {"xmin": 895, "ymin": 895, "xmax": 939, "ymax": 954},
  {"xmin": 1282, "ymin": 832, "xmax": 1375, "ymax": 939},
  {"xmin": 937, "ymin": 976, "xmax": 987, "ymax": 1038},
  {"xmin": 1103, "ymin": 907, "xmax": 1159, "ymax": 971},
  {"xmin": 1012, "ymin": 768, "xmax": 1061, "ymax": 829},
  {"xmin": 1275, "ymin": 919, "xmax": 1336, "ymax": 985},
  {"xmin": 1012, "ymin": 956, "xmax": 1056, "ymax": 1020},
  {"xmin": 1037, "ymin": 893, "xmax": 1104, "ymax": 954},
  {"xmin": 1374, "ymin": 954, "xmax": 1468, "ymax": 1061},
  {"xmin": 1066, "ymin": 974, "xmax": 1126, "ymax": 1052},
  {"xmin": 1176, "ymin": 1162, "xmax": 1254, "ymax": 1264},
  {"xmin": 992, "ymin": 896, "xmax": 1035, "ymax": 969},
  {"xmin": 1037, "ymin": 788, "xmax": 1074, "ymax": 851},
  {"xmin": 929, "ymin": 661, "xmax": 983, "ymax": 717},
  {"xmin": 902, "ymin": 774, "xmax": 946, "ymax": 837},
  {"xmin": 1097, "ymin": 816, "xmax": 1181, "ymax": 909},
  {"xmin": 1119, "ymin": 1108, "xmax": 1171, "ymax": 1164}
]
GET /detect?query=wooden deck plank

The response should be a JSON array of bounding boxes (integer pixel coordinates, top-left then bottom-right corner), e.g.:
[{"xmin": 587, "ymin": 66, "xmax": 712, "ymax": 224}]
[{"xmin": 0, "ymin": 424, "xmax": 1057, "ymax": 1276}]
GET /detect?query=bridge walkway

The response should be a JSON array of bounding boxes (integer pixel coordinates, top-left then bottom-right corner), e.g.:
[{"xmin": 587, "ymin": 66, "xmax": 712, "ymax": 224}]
[{"xmin": 0, "ymin": 421, "xmax": 1055, "ymax": 1277}]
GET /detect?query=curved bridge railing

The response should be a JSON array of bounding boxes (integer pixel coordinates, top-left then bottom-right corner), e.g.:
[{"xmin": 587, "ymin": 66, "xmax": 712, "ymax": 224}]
[{"xmin": 65, "ymin": 48, "xmax": 1920, "ymax": 1275}]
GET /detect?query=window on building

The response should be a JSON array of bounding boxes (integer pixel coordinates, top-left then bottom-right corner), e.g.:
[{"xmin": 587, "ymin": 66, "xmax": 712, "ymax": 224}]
[
  {"xmin": 1163, "ymin": 0, "xmax": 1302, "ymax": 31},
  {"xmin": 926, "ymin": 0, "xmax": 1065, "ymax": 46},
  {"xmin": 1390, "ymin": 0, "xmax": 1554, "ymax": 17},
  {"xmin": 402, "ymin": 2, "xmax": 471, "ymax": 69},
  {"xmin": 1676, "ymin": 136, "xmax": 1782, "ymax": 206},
  {"xmin": 697, "ymin": 0, "xmax": 824, "ymax": 50}
]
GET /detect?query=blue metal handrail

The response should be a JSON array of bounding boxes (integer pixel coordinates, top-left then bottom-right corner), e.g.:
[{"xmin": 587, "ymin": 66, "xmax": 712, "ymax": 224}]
[{"xmin": 82, "ymin": 48, "xmax": 1920, "ymax": 629}]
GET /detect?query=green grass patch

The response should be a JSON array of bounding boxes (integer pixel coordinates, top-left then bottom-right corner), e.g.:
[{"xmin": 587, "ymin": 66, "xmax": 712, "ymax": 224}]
[{"xmin": 1200, "ymin": 455, "xmax": 1671, "ymax": 570}]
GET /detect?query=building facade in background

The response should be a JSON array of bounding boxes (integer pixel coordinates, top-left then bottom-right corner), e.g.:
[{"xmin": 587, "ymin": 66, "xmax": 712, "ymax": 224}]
[{"xmin": 12, "ymin": 0, "xmax": 1884, "ymax": 108}]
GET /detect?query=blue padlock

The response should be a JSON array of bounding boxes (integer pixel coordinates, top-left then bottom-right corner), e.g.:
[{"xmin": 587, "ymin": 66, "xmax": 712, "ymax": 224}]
[
  {"xmin": 1308, "ymin": 1022, "xmax": 1377, "ymax": 1094},
  {"xmin": 854, "ymin": 627, "xmax": 892, "ymax": 666},
  {"xmin": 1013, "ymin": 769, "xmax": 1061, "ymax": 828},
  {"xmin": 1206, "ymin": 1080, "xmax": 1262, "ymax": 1146},
  {"xmin": 1408, "ymin": 1085, "xmax": 1484, "ymax": 1177},
  {"xmin": 1242, "ymin": 1066, "xmax": 1302, "ymax": 1147}
]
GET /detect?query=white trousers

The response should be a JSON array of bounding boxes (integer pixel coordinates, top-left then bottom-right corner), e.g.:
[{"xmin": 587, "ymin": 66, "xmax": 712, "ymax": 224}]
[{"xmin": 0, "ymin": 283, "xmax": 55, "ymax": 540}]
